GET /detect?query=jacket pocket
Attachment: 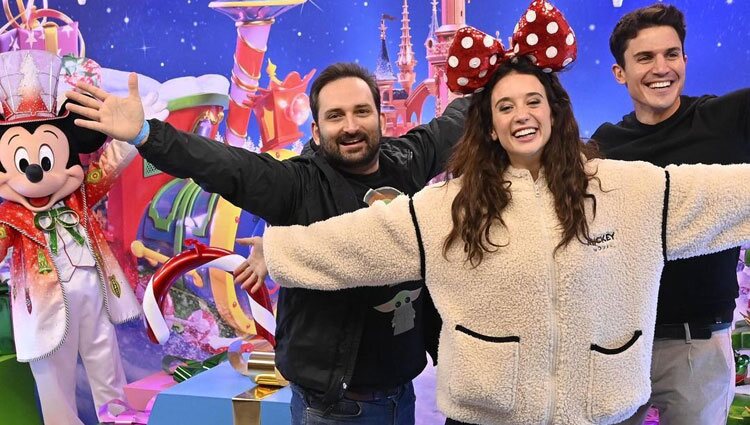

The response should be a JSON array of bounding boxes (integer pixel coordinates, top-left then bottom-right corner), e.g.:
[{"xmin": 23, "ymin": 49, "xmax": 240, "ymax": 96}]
[
  {"xmin": 587, "ymin": 330, "xmax": 650, "ymax": 424},
  {"xmin": 448, "ymin": 324, "xmax": 520, "ymax": 412}
]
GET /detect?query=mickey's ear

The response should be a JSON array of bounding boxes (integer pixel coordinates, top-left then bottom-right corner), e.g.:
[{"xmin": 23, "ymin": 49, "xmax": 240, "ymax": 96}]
[{"xmin": 57, "ymin": 98, "xmax": 108, "ymax": 154}]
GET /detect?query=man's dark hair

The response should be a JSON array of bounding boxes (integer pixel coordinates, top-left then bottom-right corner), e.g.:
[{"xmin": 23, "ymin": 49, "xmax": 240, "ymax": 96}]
[
  {"xmin": 609, "ymin": 3, "xmax": 686, "ymax": 68},
  {"xmin": 309, "ymin": 62, "xmax": 381, "ymax": 123}
]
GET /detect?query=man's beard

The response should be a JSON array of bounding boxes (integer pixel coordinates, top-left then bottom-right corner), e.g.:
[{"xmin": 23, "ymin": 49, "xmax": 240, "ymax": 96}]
[{"xmin": 320, "ymin": 129, "xmax": 381, "ymax": 172}]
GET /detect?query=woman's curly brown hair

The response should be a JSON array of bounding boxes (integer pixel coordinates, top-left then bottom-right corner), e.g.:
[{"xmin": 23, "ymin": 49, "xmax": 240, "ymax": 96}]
[{"xmin": 443, "ymin": 57, "xmax": 602, "ymax": 267}]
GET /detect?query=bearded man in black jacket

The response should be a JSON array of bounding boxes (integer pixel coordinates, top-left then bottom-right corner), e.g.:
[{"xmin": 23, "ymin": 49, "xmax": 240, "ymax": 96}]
[{"xmin": 66, "ymin": 62, "xmax": 468, "ymax": 425}]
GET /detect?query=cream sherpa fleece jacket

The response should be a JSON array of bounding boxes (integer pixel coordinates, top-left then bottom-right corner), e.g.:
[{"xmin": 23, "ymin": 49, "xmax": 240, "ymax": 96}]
[{"xmin": 265, "ymin": 159, "xmax": 750, "ymax": 425}]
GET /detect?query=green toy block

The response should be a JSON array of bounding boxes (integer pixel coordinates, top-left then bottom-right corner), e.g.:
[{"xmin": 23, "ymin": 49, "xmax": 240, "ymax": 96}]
[{"xmin": 0, "ymin": 354, "xmax": 42, "ymax": 425}]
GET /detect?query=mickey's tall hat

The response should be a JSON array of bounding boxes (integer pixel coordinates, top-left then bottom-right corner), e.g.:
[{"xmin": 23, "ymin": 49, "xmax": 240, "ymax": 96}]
[{"xmin": 0, "ymin": 50, "xmax": 107, "ymax": 169}]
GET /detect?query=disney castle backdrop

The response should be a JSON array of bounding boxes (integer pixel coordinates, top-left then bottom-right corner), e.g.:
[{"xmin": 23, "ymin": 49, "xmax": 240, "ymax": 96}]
[{"xmin": 64, "ymin": 0, "xmax": 749, "ymax": 138}]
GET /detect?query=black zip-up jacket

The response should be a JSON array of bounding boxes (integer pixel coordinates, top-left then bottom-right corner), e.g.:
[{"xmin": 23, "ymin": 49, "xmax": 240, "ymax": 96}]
[{"xmin": 138, "ymin": 97, "xmax": 469, "ymax": 402}]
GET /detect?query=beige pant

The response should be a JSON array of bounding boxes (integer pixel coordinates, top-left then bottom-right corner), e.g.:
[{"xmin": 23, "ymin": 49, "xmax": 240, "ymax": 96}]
[{"xmin": 616, "ymin": 328, "xmax": 734, "ymax": 425}]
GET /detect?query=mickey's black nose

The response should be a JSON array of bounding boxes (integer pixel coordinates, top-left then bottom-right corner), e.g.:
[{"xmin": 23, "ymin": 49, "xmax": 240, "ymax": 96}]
[{"xmin": 25, "ymin": 164, "xmax": 43, "ymax": 183}]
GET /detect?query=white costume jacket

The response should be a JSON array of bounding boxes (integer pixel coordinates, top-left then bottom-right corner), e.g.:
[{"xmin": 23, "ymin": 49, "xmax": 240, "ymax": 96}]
[{"xmin": 0, "ymin": 140, "xmax": 141, "ymax": 362}]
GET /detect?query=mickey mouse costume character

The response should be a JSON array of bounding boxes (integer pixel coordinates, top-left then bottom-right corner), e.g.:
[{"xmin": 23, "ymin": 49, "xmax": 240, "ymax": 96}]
[{"xmin": 0, "ymin": 49, "xmax": 141, "ymax": 425}]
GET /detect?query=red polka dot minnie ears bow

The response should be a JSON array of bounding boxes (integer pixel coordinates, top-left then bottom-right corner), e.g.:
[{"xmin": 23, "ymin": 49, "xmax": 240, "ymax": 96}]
[{"xmin": 447, "ymin": 0, "xmax": 577, "ymax": 94}]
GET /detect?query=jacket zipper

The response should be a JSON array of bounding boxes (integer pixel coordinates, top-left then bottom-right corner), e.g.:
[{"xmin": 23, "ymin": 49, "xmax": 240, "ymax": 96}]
[{"xmin": 535, "ymin": 177, "xmax": 560, "ymax": 425}]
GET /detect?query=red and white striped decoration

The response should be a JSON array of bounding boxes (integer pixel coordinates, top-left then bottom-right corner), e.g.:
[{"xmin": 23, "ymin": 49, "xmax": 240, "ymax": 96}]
[{"xmin": 142, "ymin": 240, "xmax": 276, "ymax": 347}]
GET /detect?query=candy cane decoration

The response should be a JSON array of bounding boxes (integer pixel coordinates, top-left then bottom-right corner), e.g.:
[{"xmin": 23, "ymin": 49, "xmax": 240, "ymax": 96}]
[{"xmin": 142, "ymin": 239, "xmax": 276, "ymax": 346}]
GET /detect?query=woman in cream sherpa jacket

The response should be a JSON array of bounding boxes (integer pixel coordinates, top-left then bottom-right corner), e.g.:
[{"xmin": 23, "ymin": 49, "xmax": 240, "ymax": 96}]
[{"xmin": 255, "ymin": 59, "xmax": 750, "ymax": 425}]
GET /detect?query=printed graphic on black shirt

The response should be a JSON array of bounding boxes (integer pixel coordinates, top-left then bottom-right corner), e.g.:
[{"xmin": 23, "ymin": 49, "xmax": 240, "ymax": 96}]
[
  {"xmin": 363, "ymin": 186, "xmax": 402, "ymax": 206},
  {"xmin": 363, "ymin": 186, "xmax": 420, "ymax": 336},
  {"xmin": 374, "ymin": 288, "xmax": 422, "ymax": 335}
]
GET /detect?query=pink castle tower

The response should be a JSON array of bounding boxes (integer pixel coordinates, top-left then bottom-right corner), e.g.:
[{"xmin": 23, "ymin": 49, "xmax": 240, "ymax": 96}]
[
  {"xmin": 396, "ymin": 0, "xmax": 416, "ymax": 94},
  {"xmin": 375, "ymin": 0, "xmax": 466, "ymax": 136},
  {"xmin": 375, "ymin": 11, "xmax": 413, "ymax": 137},
  {"xmin": 374, "ymin": 15, "xmax": 397, "ymax": 128},
  {"xmin": 424, "ymin": 0, "xmax": 440, "ymax": 79},
  {"xmin": 440, "ymin": 0, "xmax": 466, "ymax": 31},
  {"xmin": 425, "ymin": 0, "xmax": 465, "ymax": 114}
]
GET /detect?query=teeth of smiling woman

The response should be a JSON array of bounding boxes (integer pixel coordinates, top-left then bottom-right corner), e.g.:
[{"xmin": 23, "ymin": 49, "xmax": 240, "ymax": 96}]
[
  {"xmin": 514, "ymin": 128, "xmax": 536, "ymax": 137},
  {"xmin": 648, "ymin": 81, "xmax": 671, "ymax": 89}
]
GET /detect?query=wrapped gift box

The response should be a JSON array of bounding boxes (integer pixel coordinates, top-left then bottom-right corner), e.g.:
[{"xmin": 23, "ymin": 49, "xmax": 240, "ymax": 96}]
[
  {"xmin": 123, "ymin": 370, "xmax": 177, "ymax": 411},
  {"xmin": 733, "ymin": 329, "xmax": 750, "ymax": 350},
  {"xmin": 0, "ymin": 283, "xmax": 14, "ymax": 355},
  {"xmin": 0, "ymin": 29, "xmax": 18, "ymax": 53},
  {"xmin": 148, "ymin": 360, "xmax": 290, "ymax": 425},
  {"xmin": 12, "ymin": 21, "xmax": 79, "ymax": 55},
  {"xmin": 728, "ymin": 393, "xmax": 750, "ymax": 425},
  {"xmin": 0, "ymin": 354, "xmax": 43, "ymax": 425},
  {"xmin": 733, "ymin": 319, "xmax": 750, "ymax": 350}
]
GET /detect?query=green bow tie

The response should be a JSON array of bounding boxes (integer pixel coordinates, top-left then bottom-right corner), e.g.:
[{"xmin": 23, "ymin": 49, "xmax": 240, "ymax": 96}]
[{"xmin": 34, "ymin": 207, "xmax": 85, "ymax": 255}]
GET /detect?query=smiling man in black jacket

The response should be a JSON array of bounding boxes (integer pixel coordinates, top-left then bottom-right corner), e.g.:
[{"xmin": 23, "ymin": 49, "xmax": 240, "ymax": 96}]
[
  {"xmin": 593, "ymin": 4, "xmax": 749, "ymax": 424},
  {"xmin": 66, "ymin": 62, "xmax": 468, "ymax": 425}
]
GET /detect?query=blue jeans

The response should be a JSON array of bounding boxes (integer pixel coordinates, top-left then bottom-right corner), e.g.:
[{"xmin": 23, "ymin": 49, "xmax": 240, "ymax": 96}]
[{"xmin": 289, "ymin": 382, "xmax": 416, "ymax": 425}]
